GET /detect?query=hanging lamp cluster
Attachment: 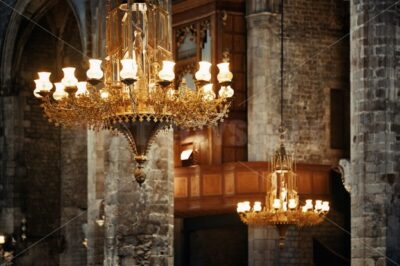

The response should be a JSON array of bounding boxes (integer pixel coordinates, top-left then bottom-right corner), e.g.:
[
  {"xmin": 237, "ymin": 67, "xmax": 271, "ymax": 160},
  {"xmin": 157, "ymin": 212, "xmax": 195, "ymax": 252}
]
[
  {"xmin": 32, "ymin": 0, "xmax": 234, "ymax": 184},
  {"xmin": 236, "ymin": 0, "xmax": 329, "ymax": 247}
]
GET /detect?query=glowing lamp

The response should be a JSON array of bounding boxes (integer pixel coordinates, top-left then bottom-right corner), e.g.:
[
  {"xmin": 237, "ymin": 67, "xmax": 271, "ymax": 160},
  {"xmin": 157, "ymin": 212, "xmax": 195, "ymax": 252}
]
[
  {"xmin": 253, "ymin": 201, "xmax": 262, "ymax": 212},
  {"xmin": 53, "ymin": 83, "xmax": 68, "ymax": 101},
  {"xmin": 61, "ymin": 67, "xmax": 78, "ymax": 88},
  {"xmin": 76, "ymin": 82, "xmax": 88, "ymax": 97},
  {"xmin": 195, "ymin": 61, "xmax": 212, "ymax": 81},
  {"xmin": 218, "ymin": 85, "xmax": 234, "ymax": 98},
  {"xmin": 158, "ymin": 61, "xmax": 175, "ymax": 81},
  {"xmin": 86, "ymin": 59, "xmax": 104, "ymax": 82},
  {"xmin": 217, "ymin": 62, "xmax": 233, "ymax": 84},
  {"xmin": 120, "ymin": 59, "xmax": 138, "ymax": 85},
  {"xmin": 273, "ymin": 199, "xmax": 281, "ymax": 210}
]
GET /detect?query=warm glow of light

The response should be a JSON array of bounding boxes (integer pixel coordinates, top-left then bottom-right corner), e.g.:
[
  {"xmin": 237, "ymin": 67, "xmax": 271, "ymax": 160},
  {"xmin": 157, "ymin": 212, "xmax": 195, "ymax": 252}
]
[
  {"xmin": 53, "ymin": 83, "xmax": 68, "ymax": 101},
  {"xmin": 120, "ymin": 59, "xmax": 138, "ymax": 81},
  {"xmin": 202, "ymin": 84, "xmax": 215, "ymax": 101},
  {"xmin": 0, "ymin": 235, "xmax": 5, "ymax": 244},
  {"xmin": 61, "ymin": 67, "xmax": 78, "ymax": 87},
  {"xmin": 253, "ymin": 201, "xmax": 262, "ymax": 212},
  {"xmin": 37, "ymin": 72, "xmax": 53, "ymax": 91},
  {"xmin": 180, "ymin": 149, "xmax": 193, "ymax": 160},
  {"xmin": 87, "ymin": 59, "xmax": 104, "ymax": 80},
  {"xmin": 322, "ymin": 201, "xmax": 330, "ymax": 212},
  {"xmin": 218, "ymin": 85, "xmax": 234, "ymax": 98},
  {"xmin": 273, "ymin": 199, "xmax": 281, "ymax": 210},
  {"xmin": 217, "ymin": 62, "xmax": 233, "ymax": 83},
  {"xmin": 195, "ymin": 61, "xmax": 212, "ymax": 81},
  {"xmin": 158, "ymin": 61, "xmax": 175, "ymax": 81},
  {"xmin": 288, "ymin": 199, "xmax": 297, "ymax": 209},
  {"xmin": 34, "ymin": 79, "xmax": 43, "ymax": 98},
  {"xmin": 100, "ymin": 90, "xmax": 109, "ymax": 99},
  {"xmin": 76, "ymin": 82, "xmax": 88, "ymax": 97},
  {"xmin": 315, "ymin": 200, "xmax": 323, "ymax": 211}
]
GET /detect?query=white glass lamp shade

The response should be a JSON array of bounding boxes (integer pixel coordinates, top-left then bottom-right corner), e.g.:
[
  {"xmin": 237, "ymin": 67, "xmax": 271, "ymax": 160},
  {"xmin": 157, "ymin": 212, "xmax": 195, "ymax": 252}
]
[
  {"xmin": 158, "ymin": 61, "xmax": 175, "ymax": 81},
  {"xmin": 218, "ymin": 85, "xmax": 234, "ymax": 98},
  {"xmin": 0, "ymin": 235, "xmax": 5, "ymax": 244},
  {"xmin": 195, "ymin": 61, "xmax": 212, "ymax": 81},
  {"xmin": 217, "ymin": 62, "xmax": 233, "ymax": 83},
  {"xmin": 288, "ymin": 199, "xmax": 297, "ymax": 209},
  {"xmin": 38, "ymin": 72, "xmax": 53, "ymax": 92},
  {"xmin": 61, "ymin": 67, "xmax": 78, "ymax": 87},
  {"xmin": 253, "ymin": 201, "xmax": 262, "ymax": 212},
  {"xmin": 120, "ymin": 59, "xmax": 138, "ymax": 81},
  {"xmin": 202, "ymin": 83, "xmax": 216, "ymax": 101},
  {"xmin": 76, "ymin": 82, "xmax": 88, "ymax": 97},
  {"xmin": 273, "ymin": 199, "xmax": 281, "ymax": 210},
  {"xmin": 304, "ymin": 199, "xmax": 313, "ymax": 210},
  {"xmin": 322, "ymin": 201, "xmax": 330, "ymax": 212},
  {"xmin": 315, "ymin": 200, "xmax": 323, "ymax": 211},
  {"xmin": 242, "ymin": 201, "xmax": 251, "ymax": 212},
  {"xmin": 34, "ymin": 79, "xmax": 43, "ymax": 98},
  {"xmin": 86, "ymin": 59, "xmax": 103, "ymax": 80},
  {"xmin": 236, "ymin": 202, "xmax": 243, "ymax": 213},
  {"xmin": 53, "ymin": 83, "xmax": 68, "ymax": 101}
]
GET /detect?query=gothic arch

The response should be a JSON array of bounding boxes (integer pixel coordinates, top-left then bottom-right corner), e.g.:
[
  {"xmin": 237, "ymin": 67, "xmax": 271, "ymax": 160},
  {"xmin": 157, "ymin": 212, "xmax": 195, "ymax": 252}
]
[{"xmin": 0, "ymin": 0, "xmax": 86, "ymax": 95}]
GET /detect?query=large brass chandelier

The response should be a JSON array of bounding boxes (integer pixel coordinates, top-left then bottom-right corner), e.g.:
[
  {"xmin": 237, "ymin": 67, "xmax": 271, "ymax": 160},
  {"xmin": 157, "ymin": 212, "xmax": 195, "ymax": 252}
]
[
  {"xmin": 236, "ymin": 0, "xmax": 329, "ymax": 247},
  {"xmin": 32, "ymin": 0, "xmax": 233, "ymax": 184}
]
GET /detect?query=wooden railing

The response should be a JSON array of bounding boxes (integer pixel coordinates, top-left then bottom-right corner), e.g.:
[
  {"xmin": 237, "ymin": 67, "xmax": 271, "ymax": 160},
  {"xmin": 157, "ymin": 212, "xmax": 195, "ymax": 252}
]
[{"xmin": 174, "ymin": 162, "xmax": 333, "ymax": 217}]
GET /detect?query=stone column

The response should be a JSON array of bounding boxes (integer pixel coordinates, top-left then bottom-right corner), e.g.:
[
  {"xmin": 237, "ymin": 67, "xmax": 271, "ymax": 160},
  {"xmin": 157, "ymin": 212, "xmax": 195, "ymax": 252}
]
[
  {"xmin": 247, "ymin": 6, "xmax": 281, "ymax": 162},
  {"xmin": 350, "ymin": 0, "xmax": 400, "ymax": 264},
  {"xmin": 104, "ymin": 131, "xmax": 174, "ymax": 266}
]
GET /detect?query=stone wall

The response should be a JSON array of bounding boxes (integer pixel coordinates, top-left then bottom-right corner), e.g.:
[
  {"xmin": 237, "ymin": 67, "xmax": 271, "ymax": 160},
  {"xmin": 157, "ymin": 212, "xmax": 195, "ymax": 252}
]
[
  {"xmin": 103, "ymin": 131, "xmax": 174, "ymax": 266},
  {"xmin": 247, "ymin": 0, "xmax": 349, "ymax": 164},
  {"xmin": 350, "ymin": 0, "xmax": 400, "ymax": 265}
]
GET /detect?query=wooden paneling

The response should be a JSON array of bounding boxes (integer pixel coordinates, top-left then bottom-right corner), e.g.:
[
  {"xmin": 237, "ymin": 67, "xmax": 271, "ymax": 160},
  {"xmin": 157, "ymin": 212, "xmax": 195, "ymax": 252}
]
[
  {"xmin": 203, "ymin": 174, "xmax": 222, "ymax": 196},
  {"xmin": 175, "ymin": 177, "xmax": 188, "ymax": 198},
  {"xmin": 236, "ymin": 171, "xmax": 259, "ymax": 194},
  {"xmin": 191, "ymin": 175, "xmax": 200, "ymax": 197},
  {"xmin": 174, "ymin": 162, "xmax": 333, "ymax": 217},
  {"xmin": 224, "ymin": 172, "xmax": 235, "ymax": 195}
]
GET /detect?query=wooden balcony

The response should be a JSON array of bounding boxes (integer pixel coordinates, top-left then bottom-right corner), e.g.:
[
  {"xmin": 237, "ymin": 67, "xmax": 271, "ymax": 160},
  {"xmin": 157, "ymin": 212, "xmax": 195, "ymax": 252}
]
[{"xmin": 174, "ymin": 162, "xmax": 333, "ymax": 217}]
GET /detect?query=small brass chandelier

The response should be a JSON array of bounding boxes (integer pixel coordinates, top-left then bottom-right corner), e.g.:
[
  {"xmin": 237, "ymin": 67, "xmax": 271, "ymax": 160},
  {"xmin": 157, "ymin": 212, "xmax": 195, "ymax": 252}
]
[
  {"xmin": 32, "ymin": 0, "xmax": 234, "ymax": 184},
  {"xmin": 236, "ymin": 0, "xmax": 329, "ymax": 247}
]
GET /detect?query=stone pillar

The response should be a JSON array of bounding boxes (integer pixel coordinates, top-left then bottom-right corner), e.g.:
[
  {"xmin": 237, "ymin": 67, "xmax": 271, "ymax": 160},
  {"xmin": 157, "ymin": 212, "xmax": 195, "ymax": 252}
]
[
  {"xmin": 59, "ymin": 128, "xmax": 88, "ymax": 266},
  {"xmin": 104, "ymin": 131, "xmax": 174, "ymax": 266},
  {"xmin": 247, "ymin": 7, "xmax": 281, "ymax": 162},
  {"xmin": 350, "ymin": 0, "xmax": 400, "ymax": 264}
]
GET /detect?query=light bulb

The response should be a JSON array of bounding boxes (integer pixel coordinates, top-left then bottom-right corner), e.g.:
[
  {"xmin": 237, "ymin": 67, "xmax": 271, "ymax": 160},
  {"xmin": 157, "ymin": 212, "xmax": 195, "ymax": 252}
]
[
  {"xmin": 53, "ymin": 82, "xmax": 68, "ymax": 101},
  {"xmin": 217, "ymin": 62, "xmax": 233, "ymax": 83},
  {"xmin": 315, "ymin": 200, "xmax": 323, "ymax": 211},
  {"xmin": 218, "ymin": 85, "xmax": 234, "ymax": 98},
  {"xmin": 100, "ymin": 90, "xmax": 109, "ymax": 99},
  {"xmin": 243, "ymin": 201, "xmax": 251, "ymax": 212},
  {"xmin": 202, "ymin": 84, "xmax": 215, "ymax": 101},
  {"xmin": 120, "ymin": 59, "xmax": 138, "ymax": 84},
  {"xmin": 195, "ymin": 61, "xmax": 212, "ymax": 81},
  {"xmin": 253, "ymin": 201, "xmax": 262, "ymax": 212},
  {"xmin": 37, "ymin": 72, "xmax": 53, "ymax": 92},
  {"xmin": 273, "ymin": 199, "xmax": 281, "ymax": 210},
  {"xmin": 76, "ymin": 82, "xmax": 88, "ymax": 97},
  {"xmin": 61, "ymin": 67, "xmax": 78, "ymax": 87},
  {"xmin": 158, "ymin": 61, "xmax": 175, "ymax": 81},
  {"xmin": 237, "ymin": 202, "xmax": 243, "ymax": 213},
  {"xmin": 305, "ymin": 199, "xmax": 313, "ymax": 210},
  {"xmin": 86, "ymin": 59, "xmax": 104, "ymax": 80},
  {"xmin": 0, "ymin": 235, "xmax": 5, "ymax": 244},
  {"xmin": 302, "ymin": 206, "xmax": 308, "ymax": 213},
  {"xmin": 288, "ymin": 199, "xmax": 297, "ymax": 209},
  {"xmin": 322, "ymin": 201, "xmax": 330, "ymax": 212}
]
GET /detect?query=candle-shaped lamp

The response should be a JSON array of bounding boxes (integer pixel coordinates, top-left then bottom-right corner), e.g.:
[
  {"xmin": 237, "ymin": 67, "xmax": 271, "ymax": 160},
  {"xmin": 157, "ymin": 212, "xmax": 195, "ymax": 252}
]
[
  {"xmin": 120, "ymin": 59, "xmax": 138, "ymax": 85},
  {"xmin": 195, "ymin": 61, "xmax": 212, "ymax": 82}
]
